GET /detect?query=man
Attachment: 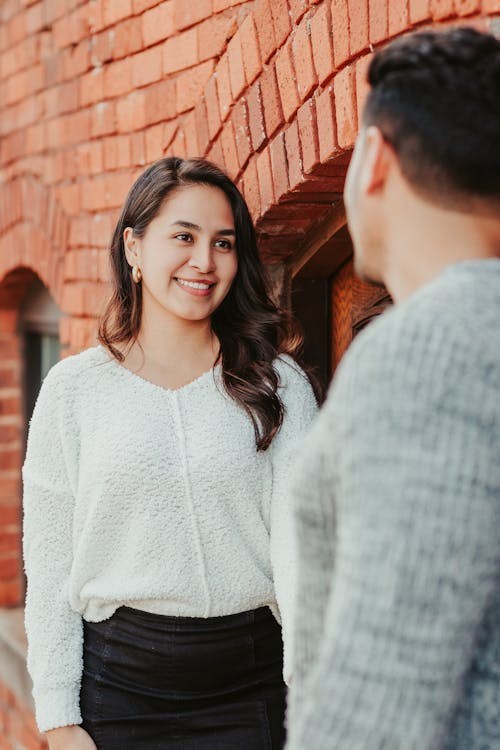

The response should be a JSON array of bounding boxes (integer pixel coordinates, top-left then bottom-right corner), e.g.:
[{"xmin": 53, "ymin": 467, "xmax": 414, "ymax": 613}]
[{"xmin": 286, "ymin": 27, "xmax": 500, "ymax": 750}]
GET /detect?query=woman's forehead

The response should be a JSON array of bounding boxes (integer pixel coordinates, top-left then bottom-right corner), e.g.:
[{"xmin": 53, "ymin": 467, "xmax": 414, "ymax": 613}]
[{"xmin": 156, "ymin": 184, "xmax": 235, "ymax": 229}]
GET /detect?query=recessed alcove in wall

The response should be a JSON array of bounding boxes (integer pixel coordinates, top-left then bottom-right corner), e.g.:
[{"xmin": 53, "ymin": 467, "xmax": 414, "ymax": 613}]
[
  {"xmin": 18, "ymin": 276, "xmax": 63, "ymax": 446},
  {"xmin": 289, "ymin": 206, "xmax": 392, "ymax": 394}
]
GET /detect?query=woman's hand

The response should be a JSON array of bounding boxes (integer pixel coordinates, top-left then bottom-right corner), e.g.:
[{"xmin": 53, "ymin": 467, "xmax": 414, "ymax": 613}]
[{"xmin": 45, "ymin": 724, "xmax": 98, "ymax": 750}]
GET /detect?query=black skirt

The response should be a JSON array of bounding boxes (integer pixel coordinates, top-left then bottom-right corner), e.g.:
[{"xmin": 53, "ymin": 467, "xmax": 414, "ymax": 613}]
[{"xmin": 80, "ymin": 605, "xmax": 287, "ymax": 749}]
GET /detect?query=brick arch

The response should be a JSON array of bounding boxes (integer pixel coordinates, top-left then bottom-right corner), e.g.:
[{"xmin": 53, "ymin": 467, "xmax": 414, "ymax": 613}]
[
  {"xmin": 0, "ymin": 176, "xmax": 69, "ymax": 306},
  {"xmin": 0, "ymin": 1, "xmax": 498, "ymax": 338},
  {"xmin": 0, "ymin": 178, "xmax": 69, "ymax": 612},
  {"xmin": 0, "ymin": 262, "xmax": 65, "ymax": 613},
  {"xmin": 164, "ymin": 1, "xmax": 498, "ymax": 264},
  {"xmin": 163, "ymin": 0, "xmax": 363, "ymax": 263},
  {"xmin": 0, "ymin": 264, "xmax": 60, "ymax": 750}
]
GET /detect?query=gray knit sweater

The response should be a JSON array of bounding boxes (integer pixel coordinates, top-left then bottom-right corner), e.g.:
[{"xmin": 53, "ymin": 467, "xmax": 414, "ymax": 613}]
[{"xmin": 286, "ymin": 259, "xmax": 500, "ymax": 750}]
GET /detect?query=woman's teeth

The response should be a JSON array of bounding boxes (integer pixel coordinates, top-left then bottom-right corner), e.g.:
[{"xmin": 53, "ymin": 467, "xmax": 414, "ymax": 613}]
[{"xmin": 176, "ymin": 279, "xmax": 213, "ymax": 290}]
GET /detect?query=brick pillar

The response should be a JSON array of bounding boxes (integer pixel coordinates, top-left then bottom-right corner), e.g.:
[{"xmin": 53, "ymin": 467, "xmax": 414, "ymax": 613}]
[{"xmin": 0, "ymin": 310, "xmax": 23, "ymax": 608}]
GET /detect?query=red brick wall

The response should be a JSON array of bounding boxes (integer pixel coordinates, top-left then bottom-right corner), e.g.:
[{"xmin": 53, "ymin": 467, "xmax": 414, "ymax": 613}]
[
  {"xmin": 1, "ymin": 1, "xmax": 498, "ymax": 345},
  {"xmin": 0, "ymin": 318, "xmax": 24, "ymax": 610},
  {"xmin": 1, "ymin": 0, "xmax": 499, "ymax": 745}
]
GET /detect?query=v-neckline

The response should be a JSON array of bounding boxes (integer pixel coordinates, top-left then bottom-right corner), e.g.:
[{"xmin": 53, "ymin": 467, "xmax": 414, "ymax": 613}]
[{"xmin": 96, "ymin": 345, "xmax": 221, "ymax": 396}]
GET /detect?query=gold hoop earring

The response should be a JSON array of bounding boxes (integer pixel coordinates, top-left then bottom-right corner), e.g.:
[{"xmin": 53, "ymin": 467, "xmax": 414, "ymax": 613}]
[{"xmin": 132, "ymin": 265, "xmax": 142, "ymax": 284}]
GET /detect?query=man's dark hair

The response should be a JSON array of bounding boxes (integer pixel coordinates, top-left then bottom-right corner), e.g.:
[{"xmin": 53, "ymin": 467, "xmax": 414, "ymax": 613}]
[{"xmin": 364, "ymin": 27, "xmax": 500, "ymax": 208}]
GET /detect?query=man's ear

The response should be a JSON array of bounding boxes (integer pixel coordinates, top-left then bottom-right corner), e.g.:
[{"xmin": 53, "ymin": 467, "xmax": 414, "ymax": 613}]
[
  {"xmin": 361, "ymin": 126, "xmax": 393, "ymax": 195},
  {"xmin": 123, "ymin": 227, "xmax": 140, "ymax": 267}
]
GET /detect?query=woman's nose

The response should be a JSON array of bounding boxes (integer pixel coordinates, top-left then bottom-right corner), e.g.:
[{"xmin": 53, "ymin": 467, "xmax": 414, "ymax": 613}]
[{"xmin": 188, "ymin": 242, "xmax": 216, "ymax": 273}]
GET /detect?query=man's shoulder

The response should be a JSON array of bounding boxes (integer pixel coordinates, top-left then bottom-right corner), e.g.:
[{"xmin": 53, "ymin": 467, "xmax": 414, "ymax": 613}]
[{"xmin": 327, "ymin": 261, "xmax": 500, "ymax": 423}]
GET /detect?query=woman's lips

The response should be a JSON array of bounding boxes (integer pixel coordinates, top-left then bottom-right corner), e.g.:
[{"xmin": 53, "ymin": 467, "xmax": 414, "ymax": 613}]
[{"xmin": 174, "ymin": 278, "xmax": 216, "ymax": 297}]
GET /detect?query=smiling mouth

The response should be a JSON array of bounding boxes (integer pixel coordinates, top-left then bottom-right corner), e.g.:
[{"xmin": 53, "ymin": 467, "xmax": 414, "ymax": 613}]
[{"xmin": 175, "ymin": 278, "xmax": 216, "ymax": 290}]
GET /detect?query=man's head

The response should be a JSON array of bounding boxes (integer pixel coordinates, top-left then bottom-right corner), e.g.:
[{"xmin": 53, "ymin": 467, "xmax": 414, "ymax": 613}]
[{"xmin": 344, "ymin": 27, "xmax": 500, "ymax": 284}]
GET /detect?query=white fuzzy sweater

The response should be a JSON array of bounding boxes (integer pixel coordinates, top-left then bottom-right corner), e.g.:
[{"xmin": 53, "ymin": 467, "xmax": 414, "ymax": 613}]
[{"xmin": 22, "ymin": 345, "xmax": 317, "ymax": 733}]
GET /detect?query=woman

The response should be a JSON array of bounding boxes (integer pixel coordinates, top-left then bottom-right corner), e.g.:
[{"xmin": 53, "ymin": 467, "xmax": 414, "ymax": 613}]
[{"xmin": 22, "ymin": 157, "xmax": 318, "ymax": 750}]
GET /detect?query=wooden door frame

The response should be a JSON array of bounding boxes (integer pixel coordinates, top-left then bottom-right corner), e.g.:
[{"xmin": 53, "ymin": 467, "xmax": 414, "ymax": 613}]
[{"xmin": 287, "ymin": 202, "xmax": 392, "ymax": 377}]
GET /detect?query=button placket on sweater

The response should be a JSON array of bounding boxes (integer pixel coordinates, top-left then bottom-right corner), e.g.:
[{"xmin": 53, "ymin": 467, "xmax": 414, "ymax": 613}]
[{"xmin": 170, "ymin": 389, "xmax": 212, "ymax": 618}]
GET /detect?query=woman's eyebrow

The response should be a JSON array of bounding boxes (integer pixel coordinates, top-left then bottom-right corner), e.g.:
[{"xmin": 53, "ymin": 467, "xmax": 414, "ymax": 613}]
[
  {"xmin": 170, "ymin": 220, "xmax": 235, "ymax": 236},
  {"xmin": 170, "ymin": 220, "xmax": 201, "ymax": 230}
]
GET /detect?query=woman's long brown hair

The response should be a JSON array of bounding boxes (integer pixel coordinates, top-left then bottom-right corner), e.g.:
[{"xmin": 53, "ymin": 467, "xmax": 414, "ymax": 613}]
[{"xmin": 98, "ymin": 157, "xmax": 317, "ymax": 451}]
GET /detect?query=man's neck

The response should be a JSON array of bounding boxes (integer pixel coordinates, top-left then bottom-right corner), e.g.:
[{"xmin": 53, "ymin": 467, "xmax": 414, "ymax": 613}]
[{"xmin": 382, "ymin": 205, "xmax": 500, "ymax": 304}]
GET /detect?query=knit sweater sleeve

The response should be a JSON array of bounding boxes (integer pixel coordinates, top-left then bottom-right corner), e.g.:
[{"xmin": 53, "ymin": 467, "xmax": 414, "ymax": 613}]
[
  {"xmin": 286, "ymin": 306, "xmax": 500, "ymax": 750},
  {"xmin": 285, "ymin": 397, "xmax": 339, "ymax": 728},
  {"xmin": 269, "ymin": 356, "xmax": 318, "ymax": 686},
  {"xmin": 22, "ymin": 364, "xmax": 83, "ymax": 733}
]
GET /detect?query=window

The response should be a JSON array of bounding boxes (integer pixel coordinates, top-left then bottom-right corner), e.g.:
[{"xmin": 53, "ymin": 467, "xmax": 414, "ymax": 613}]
[{"xmin": 18, "ymin": 278, "xmax": 63, "ymax": 441}]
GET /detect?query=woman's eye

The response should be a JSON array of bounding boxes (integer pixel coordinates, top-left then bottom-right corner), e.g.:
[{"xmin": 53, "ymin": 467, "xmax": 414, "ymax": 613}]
[
  {"xmin": 175, "ymin": 233, "xmax": 192, "ymax": 242},
  {"xmin": 214, "ymin": 239, "xmax": 233, "ymax": 251}
]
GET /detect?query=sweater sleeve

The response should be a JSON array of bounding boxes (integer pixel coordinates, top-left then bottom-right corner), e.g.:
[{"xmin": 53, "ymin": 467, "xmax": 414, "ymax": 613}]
[
  {"xmin": 269, "ymin": 356, "xmax": 318, "ymax": 686},
  {"xmin": 285, "ymin": 398, "xmax": 339, "ymax": 728},
  {"xmin": 286, "ymin": 308, "xmax": 500, "ymax": 750},
  {"xmin": 22, "ymin": 365, "xmax": 84, "ymax": 733}
]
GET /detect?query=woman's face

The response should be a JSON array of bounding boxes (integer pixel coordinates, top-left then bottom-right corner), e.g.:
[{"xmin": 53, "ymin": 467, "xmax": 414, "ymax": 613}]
[{"xmin": 125, "ymin": 184, "xmax": 238, "ymax": 327}]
